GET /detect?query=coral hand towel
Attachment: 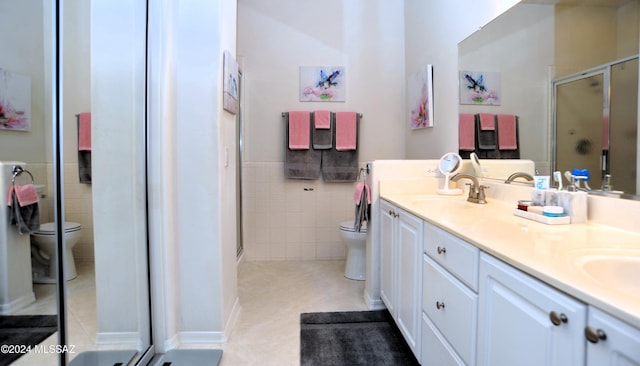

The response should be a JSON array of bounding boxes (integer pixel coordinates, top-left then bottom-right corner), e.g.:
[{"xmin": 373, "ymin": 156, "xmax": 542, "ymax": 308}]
[
  {"xmin": 478, "ymin": 113, "xmax": 495, "ymax": 130},
  {"xmin": 459, "ymin": 114, "xmax": 475, "ymax": 151},
  {"xmin": 289, "ymin": 111, "xmax": 310, "ymax": 150},
  {"xmin": 314, "ymin": 110, "xmax": 331, "ymax": 129},
  {"xmin": 7, "ymin": 184, "xmax": 39, "ymax": 207},
  {"xmin": 78, "ymin": 112, "xmax": 92, "ymax": 151},
  {"xmin": 335, "ymin": 112, "xmax": 357, "ymax": 151},
  {"xmin": 497, "ymin": 114, "xmax": 517, "ymax": 150}
]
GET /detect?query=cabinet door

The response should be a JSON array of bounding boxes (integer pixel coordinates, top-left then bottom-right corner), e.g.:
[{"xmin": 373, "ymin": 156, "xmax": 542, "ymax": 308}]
[
  {"xmin": 478, "ymin": 253, "xmax": 587, "ymax": 366},
  {"xmin": 379, "ymin": 200, "xmax": 396, "ymax": 314},
  {"xmin": 396, "ymin": 208, "xmax": 423, "ymax": 359},
  {"xmin": 586, "ymin": 306, "xmax": 640, "ymax": 365}
]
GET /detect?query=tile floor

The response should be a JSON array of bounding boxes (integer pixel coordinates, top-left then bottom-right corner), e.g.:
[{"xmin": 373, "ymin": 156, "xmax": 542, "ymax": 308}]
[{"xmin": 10, "ymin": 259, "xmax": 368, "ymax": 365}]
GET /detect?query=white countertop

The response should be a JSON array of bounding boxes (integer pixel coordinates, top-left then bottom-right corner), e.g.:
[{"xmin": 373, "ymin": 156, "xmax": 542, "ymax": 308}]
[{"xmin": 380, "ymin": 191, "xmax": 640, "ymax": 329}]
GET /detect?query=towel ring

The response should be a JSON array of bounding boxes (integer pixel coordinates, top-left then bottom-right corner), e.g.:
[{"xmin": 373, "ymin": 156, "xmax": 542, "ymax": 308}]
[{"xmin": 11, "ymin": 165, "xmax": 35, "ymax": 184}]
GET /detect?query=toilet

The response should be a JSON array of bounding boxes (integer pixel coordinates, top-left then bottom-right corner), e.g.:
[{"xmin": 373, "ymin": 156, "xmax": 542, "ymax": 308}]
[
  {"xmin": 31, "ymin": 222, "xmax": 82, "ymax": 283},
  {"xmin": 339, "ymin": 220, "xmax": 367, "ymax": 280}
]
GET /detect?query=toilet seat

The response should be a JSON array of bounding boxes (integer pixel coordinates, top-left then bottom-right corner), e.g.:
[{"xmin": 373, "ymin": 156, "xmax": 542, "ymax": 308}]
[
  {"xmin": 339, "ymin": 221, "xmax": 367, "ymax": 233},
  {"xmin": 34, "ymin": 222, "xmax": 81, "ymax": 235}
]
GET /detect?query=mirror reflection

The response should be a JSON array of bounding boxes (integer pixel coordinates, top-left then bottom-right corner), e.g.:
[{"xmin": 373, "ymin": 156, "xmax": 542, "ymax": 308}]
[
  {"xmin": 1, "ymin": 0, "xmax": 151, "ymax": 364},
  {"xmin": 459, "ymin": 0, "xmax": 639, "ymax": 198}
]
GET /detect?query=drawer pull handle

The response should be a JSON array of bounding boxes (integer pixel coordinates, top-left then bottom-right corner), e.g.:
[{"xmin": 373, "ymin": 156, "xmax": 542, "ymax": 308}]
[
  {"xmin": 585, "ymin": 326, "xmax": 607, "ymax": 343},
  {"xmin": 436, "ymin": 301, "xmax": 445, "ymax": 310},
  {"xmin": 437, "ymin": 246, "xmax": 446, "ymax": 255},
  {"xmin": 549, "ymin": 311, "xmax": 568, "ymax": 326}
]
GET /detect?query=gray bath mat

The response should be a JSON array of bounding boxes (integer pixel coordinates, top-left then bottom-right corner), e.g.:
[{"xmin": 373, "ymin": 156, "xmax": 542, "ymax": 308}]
[
  {"xmin": 0, "ymin": 314, "xmax": 57, "ymax": 366},
  {"xmin": 300, "ymin": 310, "xmax": 419, "ymax": 366}
]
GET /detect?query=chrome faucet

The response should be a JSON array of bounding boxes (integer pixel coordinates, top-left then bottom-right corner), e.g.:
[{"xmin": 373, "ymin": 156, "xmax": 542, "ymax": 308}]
[
  {"xmin": 505, "ymin": 172, "xmax": 534, "ymax": 185},
  {"xmin": 451, "ymin": 173, "xmax": 488, "ymax": 204}
]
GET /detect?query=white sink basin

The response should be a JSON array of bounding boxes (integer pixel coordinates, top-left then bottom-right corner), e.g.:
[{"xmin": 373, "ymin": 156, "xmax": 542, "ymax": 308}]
[{"xmin": 574, "ymin": 250, "xmax": 640, "ymax": 293}]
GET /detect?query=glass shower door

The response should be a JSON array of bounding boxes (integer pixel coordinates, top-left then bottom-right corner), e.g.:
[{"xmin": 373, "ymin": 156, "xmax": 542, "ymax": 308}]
[{"xmin": 554, "ymin": 72, "xmax": 606, "ymax": 189}]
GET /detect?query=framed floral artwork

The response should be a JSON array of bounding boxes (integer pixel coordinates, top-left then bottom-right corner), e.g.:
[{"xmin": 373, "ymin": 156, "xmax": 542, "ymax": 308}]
[
  {"xmin": 408, "ymin": 64, "xmax": 434, "ymax": 129},
  {"xmin": 0, "ymin": 68, "xmax": 31, "ymax": 131}
]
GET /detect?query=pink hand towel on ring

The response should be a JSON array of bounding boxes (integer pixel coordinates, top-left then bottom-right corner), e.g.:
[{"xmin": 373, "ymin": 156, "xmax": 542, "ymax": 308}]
[
  {"xmin": 7, "ymin": 184, "xmax": 39, "ymax": 207},
  {"xmin": 353, "ymin": 182, "xmax": 371, "ymax": 205}
]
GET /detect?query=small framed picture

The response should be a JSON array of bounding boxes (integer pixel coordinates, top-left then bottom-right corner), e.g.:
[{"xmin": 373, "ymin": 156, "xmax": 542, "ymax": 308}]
[
  {"xmin": 299, "ymin": 66, "xmax": 346, "ymax": 102},
  {"xmin": 408, "ymin": 64, "xmax": 434, "ymax": 129},
  {"xmin": 223, "ymin": 50, "xmax": 239, "ymax": 114},
  {"xmin": 459, "ymin": 70, "xmax": 501, "ymax": 105}
]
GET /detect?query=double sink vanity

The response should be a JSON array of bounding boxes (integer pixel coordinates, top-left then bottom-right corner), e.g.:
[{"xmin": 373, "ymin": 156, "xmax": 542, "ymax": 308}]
[{"xmin": 377, "ymin": 177, "xmax": 640, "ymax": 365}]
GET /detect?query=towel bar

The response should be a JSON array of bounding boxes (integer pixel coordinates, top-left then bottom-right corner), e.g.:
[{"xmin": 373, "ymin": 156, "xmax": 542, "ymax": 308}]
[
  {"xmin": 281, "ymin": 112, "xmax": 363, "ymax": 119},
  {"xmin": 11, "ymin": 165, "xmax": 35, "ymax": 184}
]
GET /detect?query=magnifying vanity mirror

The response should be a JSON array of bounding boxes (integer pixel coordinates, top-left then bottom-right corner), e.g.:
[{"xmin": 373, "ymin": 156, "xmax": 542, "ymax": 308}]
[
  {"xmin": 459, "ymin": 0, "xmax": 640, "ymax": 199},
  {"xmin": 437, "ymin": 152, "xmax": 463, "ymax": 195}
]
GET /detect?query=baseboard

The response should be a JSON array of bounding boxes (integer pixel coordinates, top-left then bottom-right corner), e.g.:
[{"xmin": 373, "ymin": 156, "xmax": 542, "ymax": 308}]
[
  {"xmin": 176, "ymin": 330, "xmax": 227, "ymax": 346},
  {"xmin": 163, "ymin": 298, "xmax": 240, "ymax": 350},
  {"xmin": 223, "ymin": 297, "xmax": 241, "ymax": 341},
  {"xmin": 0, "ymin": 291, "xmax": 35, "ymax": 315},
  {"xmin": 364, "ymin": 289, "xmax": 385, "ymax": 310},
  {"xmin": 96, "ymin": 332, "xmax": 144, "ymax": 348}
]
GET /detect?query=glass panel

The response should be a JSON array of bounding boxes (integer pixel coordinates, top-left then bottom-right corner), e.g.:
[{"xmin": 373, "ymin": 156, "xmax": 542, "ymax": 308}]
[
  {"xmin": 609, "ymin": 58, "xmax": 638, "ymax": 195},
  {"xmin": 0, "ymin": 1, "xmax": 59, "ymax": 365},
  {"xmin": 555, "ymin": 73, "xmax": 605, "ymax": 189},
  {"xmin": 63, "ymin": 0, "xmax": 152, "ymax": 365}
]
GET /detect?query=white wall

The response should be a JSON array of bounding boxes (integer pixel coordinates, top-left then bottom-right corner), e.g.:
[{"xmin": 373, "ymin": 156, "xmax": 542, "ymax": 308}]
[
  {"xmin": 238, "ymin": 0, "xmax": 406, "ymax": 261},
  {"xmin": 92, "ymin": 0, "xmax": 149, "ymax": 348},
  {"xmin": 147, "ymin": 0, "xmax": 239, "ymax": 350},
  {"xmin": 404, "ymin": 0, "xmax": 520, "ymax": 159},
  {"xmin": 0, "ymin": 0, "xmax": 47, "ymax": 164},
  {"xmin": 459, "ymin": 4, "xmax": 554, "ymax": 173}
]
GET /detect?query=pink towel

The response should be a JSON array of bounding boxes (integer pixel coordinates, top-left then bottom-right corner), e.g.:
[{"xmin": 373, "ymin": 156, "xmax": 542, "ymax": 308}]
[
  {"xmin": 459, "ymin": 114, "xmax": 475, "ymax": 151},
  {"xmin": 289, "ymin": 111, "xmax": 310, "ymax": 150},
  {"xmin": 478, "ymin": 113, "xmax": 495, "ymax": 130},
  {"xmin": 335, "ymin": 112, "xmax": 357, "ymax": 151},
  {"xmin": 354, "ymin": 182, "xmax": 371, "ymax": 205},
  {"xmin": 314, "ymin": 110, "xmax": 331, "ymax": 129},
  {"xmin": 497, "ymin": 114, "xmax": 517, "ymax": 150},
  {"xmin": 78, "ymin": 112, "xmax": 92, "ymax": 151},
  {"xmin": 7, "ymin": 184, "xmax": 39, "ymax": 207}
]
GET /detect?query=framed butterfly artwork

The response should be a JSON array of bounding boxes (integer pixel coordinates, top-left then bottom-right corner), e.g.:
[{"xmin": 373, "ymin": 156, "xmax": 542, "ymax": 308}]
[
  {"xmin": 299, "ymin": 66, "xmax": 346, "ymax": 102},
  {"xmin": 459, "ymin": 70, "xmax": 501, "ymax": 105}
]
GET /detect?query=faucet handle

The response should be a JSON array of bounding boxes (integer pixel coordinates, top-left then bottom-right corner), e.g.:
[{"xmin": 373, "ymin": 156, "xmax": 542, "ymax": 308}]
[{"xmin": 477, "ymin": 185, "xmax": 489, "ymax": 203}]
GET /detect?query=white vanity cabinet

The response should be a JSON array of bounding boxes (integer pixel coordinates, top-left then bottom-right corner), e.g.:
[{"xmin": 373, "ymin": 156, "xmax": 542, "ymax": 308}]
[
  {"xmin": 586, "ymin": 306, "xmax": 640, "ymax": 365},
  {"xmin": 478, "ymin": 253, "xmax": 587, "ymax": 366},
  {"xmin": 379, "ymin": 199, "xmax": 423, "ymax": 360},
  {"xmin": 421, "ymin": 222, "xmax": 479, "ymax": 366}
]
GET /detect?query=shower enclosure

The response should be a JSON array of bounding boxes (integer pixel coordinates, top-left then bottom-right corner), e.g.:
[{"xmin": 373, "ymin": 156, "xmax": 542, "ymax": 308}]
[{"xmin": 553, "ymin": 56, "xmax": 639, "ymax": 194}]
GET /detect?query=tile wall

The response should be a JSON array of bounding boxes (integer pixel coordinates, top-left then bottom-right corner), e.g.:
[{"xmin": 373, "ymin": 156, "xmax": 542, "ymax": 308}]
[
  {"xmin": 37, "ymin": 162, "xmax": 94, "ymax": 262},
  {"xmin": 242, "ymin": 162, "xmax": 361, "ymax": 261}
]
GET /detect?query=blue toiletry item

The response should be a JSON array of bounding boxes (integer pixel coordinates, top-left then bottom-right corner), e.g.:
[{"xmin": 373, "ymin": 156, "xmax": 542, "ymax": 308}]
[{"xmin": 571, "ymin": 168, "xmax": 590, "ymax": 180}]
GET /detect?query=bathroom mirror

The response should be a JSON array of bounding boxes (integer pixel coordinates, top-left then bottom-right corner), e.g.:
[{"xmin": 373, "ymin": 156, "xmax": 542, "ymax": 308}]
[
  {"xmin": 458, "ymin": 0, "xmax": 640, "ymax": 198},
  {"xmin": 437, "ymin": 152, "xmax": 463, "ymax": 195}
]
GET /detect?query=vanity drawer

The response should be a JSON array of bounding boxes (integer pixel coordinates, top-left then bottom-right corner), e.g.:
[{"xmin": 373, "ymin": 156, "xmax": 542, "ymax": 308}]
[
  {"xmin": 421, "ymin": 312, "xmax": 465, "ymax": 366},
  {"xmin": 424, "ymin": 223, "xmax": 479, "ymax": 291},
  {"xmin": 423, "ymin": 255, "xmax": 478, "ymax": 365}
]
